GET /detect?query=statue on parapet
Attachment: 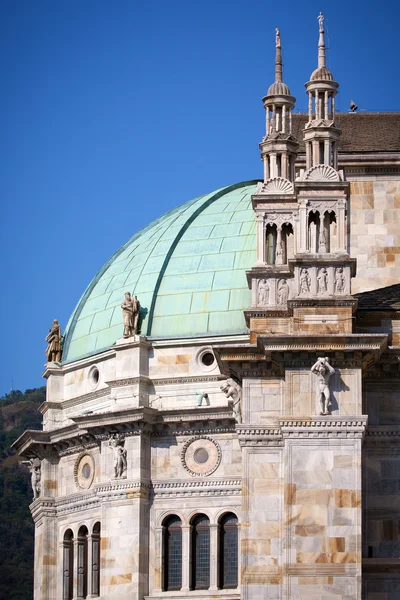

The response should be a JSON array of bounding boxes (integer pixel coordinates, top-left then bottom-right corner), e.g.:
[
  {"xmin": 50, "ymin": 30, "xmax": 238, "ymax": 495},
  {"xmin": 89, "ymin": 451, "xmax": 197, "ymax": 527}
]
[
  {"xmin": 220, "ymin": 378, "xmax": 242, "ymax": 423},
  {"xmin": 45, "ymin": 319, "xmax": 62, "ymax": 362},
  {"xmin": 121, "ymin": 292, "xmax": 140, "ymax": 338},
  {"xmin": 311, "ymin": 357, "xmax": 335, "ymax": 415},
  {"xmin": 109, "ymin": 434, "xmax": 127, "ymax": 478},
  {"xmin": 29, "ymin": 457, "xmax": 41, "ymax": 499}
]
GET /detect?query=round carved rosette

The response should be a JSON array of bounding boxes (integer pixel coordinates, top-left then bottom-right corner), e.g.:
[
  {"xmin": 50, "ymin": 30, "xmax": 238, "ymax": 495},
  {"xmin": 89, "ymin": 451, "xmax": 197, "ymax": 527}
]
[
  {"xmin": 74, "ymin": 452, "xmax": 95, "ymax": 490},
  {"xmin": 181, "ymin": 436, "xmax": 221, "ymax": 477}
]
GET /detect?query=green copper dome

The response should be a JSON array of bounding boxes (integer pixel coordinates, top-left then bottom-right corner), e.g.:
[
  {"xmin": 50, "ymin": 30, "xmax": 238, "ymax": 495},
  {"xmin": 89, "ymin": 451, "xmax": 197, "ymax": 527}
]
[{"xmin": 62, "ymin": 181, "xmax": 259, "ymax": 363}]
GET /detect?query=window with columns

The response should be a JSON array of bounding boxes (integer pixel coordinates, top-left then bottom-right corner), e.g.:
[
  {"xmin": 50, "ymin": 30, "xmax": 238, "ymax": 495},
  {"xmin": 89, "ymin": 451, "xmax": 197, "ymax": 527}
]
[
  {"xmin": 160, "ymin": 511, "xmax": 239, "ymax": 593},
  {"xmin": 62, "ymin": 523, "xmax": 101, "ymax": 600},
  {"xmin": 63, "ymin": 529, "xmax": 74, "ymax": 600},
  {"xmin": 218, "ymin": 513, "xmax": 238, "ymax": 589},
  {"xmin": 162, "ymin": 515, "xmax": 183, "ymax": 591},
  {"xmin": 191, "ymin": 514, "xmax": 210, "ymax": 590}
]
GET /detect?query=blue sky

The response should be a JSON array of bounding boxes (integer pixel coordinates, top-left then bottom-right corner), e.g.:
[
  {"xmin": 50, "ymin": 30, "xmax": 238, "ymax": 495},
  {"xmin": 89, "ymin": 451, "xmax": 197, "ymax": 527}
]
[{"xmin": 0, "ymin": 0, "xmax": 399, "ymax": 395}]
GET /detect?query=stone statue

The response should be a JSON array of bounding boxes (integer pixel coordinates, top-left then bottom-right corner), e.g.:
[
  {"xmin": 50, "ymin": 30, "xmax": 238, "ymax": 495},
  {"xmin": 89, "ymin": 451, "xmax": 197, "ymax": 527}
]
[
  {"xmin": 277, "ymin": 279, "xmax": 289, "ymax": 305},
  {"xmin": 121, "ymin": 292, "xmax": 140, "ymax": 338},
  {"xmin": 335, "ymin": 267, "xmax": 345, "ymax": 294},
  {"xmin": 258, "ymin": 279, "xmax": 270, "ymax": 306},
  {"xmin": 318, "ymin": 12, "xmax": 324, "ymax": 30},
  {"xmin": 317, "ymin": 268, "xmax": 328, "ymax": 294},
  {"xmin": 109, "ymin": 434, "xmax": 127, "ymax": 478},
  {"xmin": 45, "ymin": 319, "xmax": 62, "ymax": 362},
  {"xmin": 29, "ymin": 458, "xmax": 41, "ymax": 499},
  {"xmin": 275, "ymin": 28, "xmax": 280, "ymax": 47},
  {"xmin": 299, "ymin": 269, "xmax": 311, "ymax": 294},
  {"xmin": 220, "ymin": 378, "xmax": 242, "ymax": 423},
  {"xmin": 311, "ymin": 357, "xmax": 335, "ymax": 415}
]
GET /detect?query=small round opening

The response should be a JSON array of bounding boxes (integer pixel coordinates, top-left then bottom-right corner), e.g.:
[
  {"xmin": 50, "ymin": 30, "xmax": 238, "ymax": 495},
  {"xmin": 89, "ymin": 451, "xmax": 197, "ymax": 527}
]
[
  {"xmin": 201, "ymin": 352, "xmax": 215, "ymax": 367},
  {"xmin": 89, "ymin": 366, "xmax": 100, "ymax": 387},
  {"xmin": 194, "ymin": 448, "xmax": 209, "ymax": 464},
  {"xmin": 82, "ymin": 464, "xmax": 91, "ymax": 479}
]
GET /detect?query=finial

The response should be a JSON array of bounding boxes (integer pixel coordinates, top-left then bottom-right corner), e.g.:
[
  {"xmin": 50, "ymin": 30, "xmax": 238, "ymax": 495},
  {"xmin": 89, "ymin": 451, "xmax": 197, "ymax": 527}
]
[
  {"xmin": 275, "ymin": 28, "xmax": 282, "ymax": 82},
  {"xmin": 317, "ymin": 12, "xmax": 326, "ymax": 68}
]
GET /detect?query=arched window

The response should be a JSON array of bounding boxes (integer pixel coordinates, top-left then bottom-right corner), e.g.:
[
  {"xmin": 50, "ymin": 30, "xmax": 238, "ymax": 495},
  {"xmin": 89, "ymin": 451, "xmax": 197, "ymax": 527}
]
[
  {"xmin": 63, "ymin": 529, "xmax": 74, "ymax": 600},
  {"xmin": 191, "ymin": 514, "xmax": 210, "ymax": 590},
  {"xmin": 91, "ymin": 522, "xmax": 101, "ymax": 597},
  {"xmin": 162, "ymin": 515, "xmax": 182, "ymax": 591},
  {"xmin": 77, "ymin": 525, "xmax": 88, "ymax": 599},
  {"xmin": 266, "ymin": 224, "xmax": 277, "ymax": 265},
  {"xmin": 219, "ymin": 513, "xmax": 238, "ymax": 589}
]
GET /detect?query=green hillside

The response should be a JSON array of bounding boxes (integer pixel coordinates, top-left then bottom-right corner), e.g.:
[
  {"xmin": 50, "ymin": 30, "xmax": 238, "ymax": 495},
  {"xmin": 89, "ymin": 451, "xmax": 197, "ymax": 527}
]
[{"xmin": 0, "ymin": 387, "xmax": 44, "ymax": 600}]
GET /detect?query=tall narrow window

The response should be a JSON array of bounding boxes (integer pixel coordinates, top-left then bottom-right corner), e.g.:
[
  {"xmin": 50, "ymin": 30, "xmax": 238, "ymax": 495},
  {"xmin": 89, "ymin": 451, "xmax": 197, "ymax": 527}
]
[
  {"xmin": 163, "ymin": 516, "xmax": 182, "ymax": 591},
  {"xmin": 266, "ymin": 224, "xmax": 277, "ymax": 265},
  {"xmin": 63, "ymin": 530, "xmax": 74, "ymax": 600},
  {"xmin": 92, "ymin": 523, "xmax": 101, "ymax": 597},
  {"xmin": 219, "ymin": 513, "xmax": 238, "ymax": 589},
  {"xmin": 77, "ymin": 525, "xmax": 88, "ymax": 599},
  {"xmin": 191, "ymin": 514, "xmax": 210, "ymax": 590}
]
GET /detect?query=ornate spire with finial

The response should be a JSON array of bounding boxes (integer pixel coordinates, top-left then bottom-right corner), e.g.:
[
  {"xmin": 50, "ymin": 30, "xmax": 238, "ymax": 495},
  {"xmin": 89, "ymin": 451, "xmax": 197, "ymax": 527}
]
[
  {"xmin": 275, "ymin": 28, "xmax": 282, "ymax": 82},
  {"xmin": 317, "ymin": 12, "xmax": 326, "ymax": 69}
]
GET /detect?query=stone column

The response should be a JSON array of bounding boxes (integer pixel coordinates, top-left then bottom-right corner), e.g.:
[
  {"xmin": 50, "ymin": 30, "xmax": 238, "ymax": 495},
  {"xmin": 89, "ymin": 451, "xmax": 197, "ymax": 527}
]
[
  {"xmin": 275, "ymin": 227, "xmax": 283, "ymax": 265},
  {"xmin": 308, "ymin": 92, "xmax": 313, "ymax": 121},
  {"xmin": 90, "ymin": 532, "xmax": 100, "ymax": 598},
  {"xmin": 305, "ymin": 142, "xmax": 311, "ymax": 170},
  {"xmin": 86, "ymin": 535, "xmax": 93, "ymax": 598},
  {"xmin": 337, "ymin": 201, "xmax": 346, "ymax": 251},
  {"xmin": 73, "ymin": 538, "xmax": 79, "ymax": 600},
  {"xmin": 324, "ymin": 140, "xmax": 330, "ymax": 166},
  {"xmin": 256, "ymin": 214, "xmax": 265, "ymax": 264},
  {"xmin": 181, "ymin": 526, "xmax": 191, "ymax": 592},
  {"xmin": 282, "ymin": 105, "xmax": 286, "ymax": 133},
  {"xmin": 270, "ymin": 153, "xmax": 277, "ymax": 178},
  {"xmin": 281, "ymin": 153, "xmax": 288, "ymax": 180},
  {"xmin": 266, "ymin": 107, "xmax": 270, "ymax": 136},
  {"xmin": 324, "ymin": 91, "xmax": 329, "ymax": 119},
  {"xmin": 313, "ymin": 141, "xmax": 319, "ymax": 166},
  {"xmin": 209, "ymin": 524, "xmax": 219, "ymax": 591},
  {"xmin": 263, "ymin": 156, "xmax": 269, "ymax": 182}
]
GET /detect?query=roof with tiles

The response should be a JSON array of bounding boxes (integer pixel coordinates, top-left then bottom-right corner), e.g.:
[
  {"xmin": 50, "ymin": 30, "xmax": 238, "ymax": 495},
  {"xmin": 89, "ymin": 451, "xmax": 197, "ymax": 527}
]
[
  {"xmin": 355, "ymin": 284, "xmax": 400, "ymax": 310},
  {"xmin": 292, "ymin": 112, "xmax": 400, "ymax": 153},
  {"xmin": 62, "ymin": 181, "xmax": 259, "ymax": 363}
]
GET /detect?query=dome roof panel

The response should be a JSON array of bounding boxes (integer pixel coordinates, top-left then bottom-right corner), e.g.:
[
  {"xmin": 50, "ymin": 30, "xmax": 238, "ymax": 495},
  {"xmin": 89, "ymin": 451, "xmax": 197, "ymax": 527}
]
[{"xmin": 62, "ymin": 182, "xmax": 258, "ymax": 363}]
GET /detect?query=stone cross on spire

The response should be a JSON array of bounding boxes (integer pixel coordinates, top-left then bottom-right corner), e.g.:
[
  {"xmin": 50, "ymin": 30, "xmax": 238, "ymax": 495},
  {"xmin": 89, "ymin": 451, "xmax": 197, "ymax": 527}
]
[
  {"xmin": 275, "ymin": 28, "xmax": 282, "ymax": 82},
  {"xmin": 317, "ymin": 12, "xmax": 326, "ymax": 68}
]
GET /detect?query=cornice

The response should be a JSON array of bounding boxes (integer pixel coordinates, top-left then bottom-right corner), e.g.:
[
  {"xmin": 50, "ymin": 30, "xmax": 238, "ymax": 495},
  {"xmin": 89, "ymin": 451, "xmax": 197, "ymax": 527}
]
[{"xmin": 152, "ymin": 478, "xmax": 242, "ymax": 498}]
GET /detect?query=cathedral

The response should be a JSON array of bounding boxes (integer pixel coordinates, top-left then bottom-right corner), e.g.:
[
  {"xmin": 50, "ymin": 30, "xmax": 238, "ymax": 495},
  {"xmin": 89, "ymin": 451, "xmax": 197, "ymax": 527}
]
[{"xmin": 14, "ymin": 14, "xmax": 400, "ymax": 600}]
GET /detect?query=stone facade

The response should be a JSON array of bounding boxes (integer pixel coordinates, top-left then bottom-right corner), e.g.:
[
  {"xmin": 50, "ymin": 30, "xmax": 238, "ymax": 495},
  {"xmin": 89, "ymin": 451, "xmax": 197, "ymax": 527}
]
[{"xmin": 13, "ymin": 15, "xmax": 400, "ymax": 600}]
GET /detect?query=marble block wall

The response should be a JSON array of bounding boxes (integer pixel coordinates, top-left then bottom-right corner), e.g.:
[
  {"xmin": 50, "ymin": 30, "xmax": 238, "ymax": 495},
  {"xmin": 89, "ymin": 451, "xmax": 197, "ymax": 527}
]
[{"xmin": 349, "ymin": 181, "xmax": 400, "ymax": 294}]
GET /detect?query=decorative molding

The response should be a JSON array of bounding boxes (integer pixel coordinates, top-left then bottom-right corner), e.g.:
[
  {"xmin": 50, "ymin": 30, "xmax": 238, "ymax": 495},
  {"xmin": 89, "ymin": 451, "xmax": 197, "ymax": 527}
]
[
  {"xmin": 74, "ymin": 452, "xmax": 95, "ymax": 490},
  {"xmin": 303, "ymin": 164, "xmax": 341, "ymax": 182},
  {"xmin": 152, "ymin": 375, "xmax": 226, "ymax": 385},
  {"xmin": 260, "ymin": 177, "xmax": 294, "ymax": 194},
  {"xmin": 181, "ymin": 436, "xmax": 222, "ymax": 477},
  {"xmin": 152, "ymin": 478, "xmax": 241, "ymax": 498}
]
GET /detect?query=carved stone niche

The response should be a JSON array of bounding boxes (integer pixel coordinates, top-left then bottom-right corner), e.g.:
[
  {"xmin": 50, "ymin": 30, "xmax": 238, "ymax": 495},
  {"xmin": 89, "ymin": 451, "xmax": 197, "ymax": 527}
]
[
  {"xmin": 253, "ymin": 276, "xmax": 293, "ymax": 307},
  {"xmin": 291, "ymin": 264, "xmax": 352, "ymax": 299}
]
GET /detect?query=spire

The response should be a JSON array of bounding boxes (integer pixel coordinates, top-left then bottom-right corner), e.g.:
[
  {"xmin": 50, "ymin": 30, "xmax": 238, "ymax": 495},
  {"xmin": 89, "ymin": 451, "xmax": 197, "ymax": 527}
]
[
  {"xmin": 275, "ymin": 28, "xmax": 282, "ymax": 82},
  {"xmin": 317, "ymin": 12, "xmax": 326, "ymax": 68}
]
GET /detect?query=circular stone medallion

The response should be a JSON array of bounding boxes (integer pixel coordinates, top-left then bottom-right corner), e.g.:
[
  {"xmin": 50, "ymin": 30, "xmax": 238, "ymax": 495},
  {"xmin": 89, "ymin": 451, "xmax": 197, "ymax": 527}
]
[
  {"xmin": 74, "ymin": 453, "xmax": 95, "ymax": 490},
  {"xmin": 182, "ymin": 437, "xmax": 221, "ymax": 477}
]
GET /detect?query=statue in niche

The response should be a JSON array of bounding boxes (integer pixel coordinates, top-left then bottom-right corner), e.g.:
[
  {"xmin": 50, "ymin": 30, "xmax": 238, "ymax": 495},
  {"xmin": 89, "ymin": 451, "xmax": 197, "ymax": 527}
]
[
  {"xmin": 318, "ymin": 228, "xmax": 327, "ymax": 253},
  {"xmin": 277, "ymin": 279, "xmax": 289, "ymax": 305},
  {"xmin": 311, "ymin": 357, "xmax": 335, "ymax": 415},
  {"xmin": 45, "ymin": 319, "xmax": 62, "ymax": 362},
  {"xmin": 29, "ymin": 458, "xmax": 41, "ymax": 499},
  {"xmin": 220, "ymin": 379, "xmax": 242, "ymax": 423},
  {"xmin": 335, "ymin": 267, "xmax": 345, "ymax": 294},
  {"xmin": 121, "ymin": 292, "xmax": 140, "ymax": 338},
  {"xmin": 109, "ymin": 434, "xmax": 127, "ymax": 478},
  {"xmin": 317, "ymin": 268, "xmax": 328, "ymax": 294},
  {"xmin": 299, "ymin": 269, "xmax": 311, "ymax": 294},
  {"xmin": 258, "ymin": 279, "xmax": 270, "ymax": 306}
]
